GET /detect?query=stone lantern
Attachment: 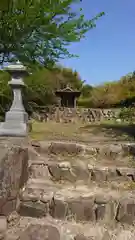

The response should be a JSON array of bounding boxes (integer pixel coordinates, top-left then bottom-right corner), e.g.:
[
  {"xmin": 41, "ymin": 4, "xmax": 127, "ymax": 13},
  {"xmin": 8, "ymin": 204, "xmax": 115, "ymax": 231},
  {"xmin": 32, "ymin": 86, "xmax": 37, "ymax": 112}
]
[{"xmin": 0, "ymin": 61, "xmax": 28, "ymax": 137}]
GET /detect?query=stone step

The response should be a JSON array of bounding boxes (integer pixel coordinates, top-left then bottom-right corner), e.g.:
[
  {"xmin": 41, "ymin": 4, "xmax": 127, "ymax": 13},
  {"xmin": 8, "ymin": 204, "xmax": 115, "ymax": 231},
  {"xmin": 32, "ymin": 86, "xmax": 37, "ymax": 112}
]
[
  {"xmin": 5, "ymin": 216, "xmax": 135, "ymax": 240},
  {"xmin": 30, "ymin": 141, "xmax": 135, "ymax": 174},
  {"xmin": 29, "ymin": 161, "xmax": 135, "ymax": 183},
  {"xmin": 19, "ymin": 179, "xmax": 135, "ymax": 225},
  {"xmin": 31, "ymin": 140, "xmax": 135, "ymax": 159}
]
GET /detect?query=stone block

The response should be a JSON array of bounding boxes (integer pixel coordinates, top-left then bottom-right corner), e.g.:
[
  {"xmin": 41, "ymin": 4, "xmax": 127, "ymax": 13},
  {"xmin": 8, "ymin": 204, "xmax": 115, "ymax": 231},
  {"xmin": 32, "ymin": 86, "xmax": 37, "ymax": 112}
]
[
  {"xmin": 0, "ymin": 216, "xmax": 7, "ymax": 233},
  {"xmin": 91, "ymin": 168, "xmax": 107, "ymax": 182},
  {"xmin": 19, "ymin": 224, "xmax": 60, "ymax": 240},
  {"xmin": 74, "ymin": 234, "xmax": 93, "ymax": 240},
  {"xmin": 1, "ymin": 199, "xmax": 16, "ymax": 216},
  {"xmin": 48, "ymin": 164, "xmax": 61, "ymax": 181},
  {"xmin": 29, "ymin": 165, "xmax": 50, "ymax": 179},
  {"xmin": 95, "ymin": 204, "xmax": 106, "ymax": 220},
  {"xmin": 49, "ymin": 198, "xmax": 68, "ymax": 219},
  {"xmin": 71, "ymin": 165, "xmax": 89, "ymax": 182},
  {"xmin": 67, "ymin": 198, "xmax": 95, "ymax": 221},
  {"xmin": 95, "ymin": 196, "xmax": 118, "ymax": 222},
  {"xmin": 116, "ymin": 198, "xmax": 135, "ymax": 224},
  {"xmin": 0, "ymin": 138, "xmax": 28, "ymax": 215},
  {"xmin": 48, "ymin": 142, "xmax": 84, "ymax": 155},
  {"xmin": 18, "ymin": 201, "xmax": 47, "ymax": 218}
]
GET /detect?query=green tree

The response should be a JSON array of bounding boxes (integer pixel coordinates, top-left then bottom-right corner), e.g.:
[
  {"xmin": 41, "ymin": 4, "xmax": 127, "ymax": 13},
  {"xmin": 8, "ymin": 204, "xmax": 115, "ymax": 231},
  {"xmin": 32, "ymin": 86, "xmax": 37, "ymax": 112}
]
[
  {"xmin": 0, "ymin": 0, "xmax": 104, "ymax": 68},
  {"xmin": 0, "ymin": 70, "xmax": 11, "ymax": 117},
  {"xmin": 81, "ymin": 84, "xmax": 93, "ymax": 97},
  {"xmin": 55, "ymin": 67, "xmax": 83, "ymax": 90},
  {"xmin": 24, "ymin": 66, "xmax": 84, "ymax": 107}
]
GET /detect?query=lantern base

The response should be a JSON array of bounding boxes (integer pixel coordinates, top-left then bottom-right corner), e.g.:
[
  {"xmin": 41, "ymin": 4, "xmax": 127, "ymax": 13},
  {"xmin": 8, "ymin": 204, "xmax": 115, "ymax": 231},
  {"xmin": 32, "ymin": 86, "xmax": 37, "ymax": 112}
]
[
  {"xmin": 0, "ymin": 110, "xmax": 28, "ymax": 137},
  {"xmin": 0, "ymin": 121, "xmax": 28, "ymax": 137},
  {"xmin": 5, "ymin": 110, "xmax": 28, "ymax": 123}
]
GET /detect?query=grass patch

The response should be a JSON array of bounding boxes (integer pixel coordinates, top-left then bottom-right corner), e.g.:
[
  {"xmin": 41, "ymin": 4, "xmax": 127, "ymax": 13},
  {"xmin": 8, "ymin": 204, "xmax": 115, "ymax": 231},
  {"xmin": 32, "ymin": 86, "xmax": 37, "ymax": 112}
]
[
  {"xmin": 30, "ymin": 121, "xmax": 85, "ymax": 141},
  {"xmin": 122, "ymin": 182, "xmax": 135, "ymax": 190},
  {"xmin": 29, "ymin": 120, "xmax": 135, "ymax": 142}
]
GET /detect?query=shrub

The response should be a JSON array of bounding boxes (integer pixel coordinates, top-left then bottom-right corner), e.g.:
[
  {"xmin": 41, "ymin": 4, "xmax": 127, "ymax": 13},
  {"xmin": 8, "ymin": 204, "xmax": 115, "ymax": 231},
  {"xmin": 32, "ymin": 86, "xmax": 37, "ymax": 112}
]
[
  {"xmin": 77, "ymin": 98, "xmax": 92, "ymax": 108},
  {"xmin": 119, "ymin": 107, "xmax": 135, "ymax": 123}
]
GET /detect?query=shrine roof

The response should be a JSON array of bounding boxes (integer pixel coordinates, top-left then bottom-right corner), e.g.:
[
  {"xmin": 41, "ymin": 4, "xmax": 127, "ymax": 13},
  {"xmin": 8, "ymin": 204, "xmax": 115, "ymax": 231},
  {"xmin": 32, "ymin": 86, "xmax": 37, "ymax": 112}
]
[{"xmin": 55, "ymin": 86, "xmax": 81, "ymax": 93}]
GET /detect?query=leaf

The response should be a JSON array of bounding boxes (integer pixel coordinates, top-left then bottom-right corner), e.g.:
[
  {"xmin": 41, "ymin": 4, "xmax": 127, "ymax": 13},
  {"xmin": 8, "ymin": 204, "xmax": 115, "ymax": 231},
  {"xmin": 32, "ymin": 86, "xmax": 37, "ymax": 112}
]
[{"xmin": 0, "ymin": 0, "xmax": 104, "ymax": 67}]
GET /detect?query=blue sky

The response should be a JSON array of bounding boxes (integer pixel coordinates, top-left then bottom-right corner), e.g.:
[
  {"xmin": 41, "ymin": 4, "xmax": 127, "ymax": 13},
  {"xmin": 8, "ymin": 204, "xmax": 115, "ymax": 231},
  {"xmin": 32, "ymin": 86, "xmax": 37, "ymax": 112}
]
[{"xmin": 60, "ymin": 0, "xmax": 135, "ymax": 86}]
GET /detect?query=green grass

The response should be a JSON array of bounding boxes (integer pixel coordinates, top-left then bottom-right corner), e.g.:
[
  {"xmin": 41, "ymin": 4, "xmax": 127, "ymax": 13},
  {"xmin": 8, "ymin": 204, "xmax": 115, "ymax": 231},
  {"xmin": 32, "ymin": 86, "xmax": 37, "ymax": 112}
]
[{"xmin": 29, "ymin": 120, "xmax": 135, "ymax": 142}]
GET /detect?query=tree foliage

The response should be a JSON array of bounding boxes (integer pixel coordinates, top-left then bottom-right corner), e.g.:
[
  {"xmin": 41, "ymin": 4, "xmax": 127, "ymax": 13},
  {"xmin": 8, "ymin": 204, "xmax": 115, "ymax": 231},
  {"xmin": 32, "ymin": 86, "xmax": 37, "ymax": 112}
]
[
  {"xmin": 1, "ymin": 66, "xmax": 135, "ymax": 116},
  {"xmin": 0, "ymin": 65, "xmax": 86, "ymax": 114},
  {"xmin": 0, "ymin": 0, "xmax": 104, "ymax": 68},
  {"xmin": 77, "ymin": 73, "xmax": 135, "ymax": 108}
]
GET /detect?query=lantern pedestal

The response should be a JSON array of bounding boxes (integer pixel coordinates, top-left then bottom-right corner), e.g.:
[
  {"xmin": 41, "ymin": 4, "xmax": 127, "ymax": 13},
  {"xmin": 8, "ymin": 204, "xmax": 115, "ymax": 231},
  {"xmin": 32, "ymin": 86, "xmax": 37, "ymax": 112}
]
[{"xmin": 0, "ymin": 61, "xmax": 28, "ymax": 137}]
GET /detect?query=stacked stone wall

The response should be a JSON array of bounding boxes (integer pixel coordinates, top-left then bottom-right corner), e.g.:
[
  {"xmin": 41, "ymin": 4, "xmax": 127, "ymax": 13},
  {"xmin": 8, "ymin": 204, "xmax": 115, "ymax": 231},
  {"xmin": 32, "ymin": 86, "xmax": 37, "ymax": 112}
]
[{"xmin": 31, "ymin": 107, "xmax": 120, "ymax": 123}]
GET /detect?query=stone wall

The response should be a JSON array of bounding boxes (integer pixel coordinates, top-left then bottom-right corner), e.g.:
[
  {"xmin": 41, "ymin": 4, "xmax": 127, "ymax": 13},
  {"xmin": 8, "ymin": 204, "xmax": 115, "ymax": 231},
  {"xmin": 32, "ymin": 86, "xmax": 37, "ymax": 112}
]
[
  {"xmin": 0, "ymin": 137, "xmax": 29, "ymax": 217},
  {"xmin": 31, "ymin": 107, "xmax": 120, "ymax": 123}
]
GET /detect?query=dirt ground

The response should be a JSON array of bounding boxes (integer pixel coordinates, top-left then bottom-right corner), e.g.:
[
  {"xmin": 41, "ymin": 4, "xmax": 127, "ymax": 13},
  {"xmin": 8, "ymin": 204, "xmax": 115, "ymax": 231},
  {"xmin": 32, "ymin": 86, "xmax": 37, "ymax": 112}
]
[{"xmin": 30, "ymin": 120, "xmax": 135, "ymax": 142}]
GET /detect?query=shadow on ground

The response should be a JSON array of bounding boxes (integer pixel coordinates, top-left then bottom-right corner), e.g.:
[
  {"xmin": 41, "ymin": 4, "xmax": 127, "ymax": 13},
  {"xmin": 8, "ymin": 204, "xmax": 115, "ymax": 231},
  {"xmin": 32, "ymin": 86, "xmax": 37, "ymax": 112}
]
[{"xmin": 81, "ymin": 123, "xmax": 135, "ymax": 141}]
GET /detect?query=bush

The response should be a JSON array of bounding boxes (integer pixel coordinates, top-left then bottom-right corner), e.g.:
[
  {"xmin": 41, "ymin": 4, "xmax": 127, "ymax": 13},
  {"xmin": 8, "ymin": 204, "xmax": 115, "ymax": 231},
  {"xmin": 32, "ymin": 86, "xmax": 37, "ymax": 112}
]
[
  {"xmin": 77, "ymin": 98, "xmax": 92, "ymax": 108},
  {"xmin": 118, "ymin": 107, "xmax": 135, "ymax": 123}
]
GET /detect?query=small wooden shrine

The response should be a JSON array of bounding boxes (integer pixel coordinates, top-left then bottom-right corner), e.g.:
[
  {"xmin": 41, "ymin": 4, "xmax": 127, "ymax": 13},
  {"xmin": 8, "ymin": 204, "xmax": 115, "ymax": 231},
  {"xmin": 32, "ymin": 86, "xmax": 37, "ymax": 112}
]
[{"xmin": 55, "ymin": 86, "xmax": 81, "ymax": 108}]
